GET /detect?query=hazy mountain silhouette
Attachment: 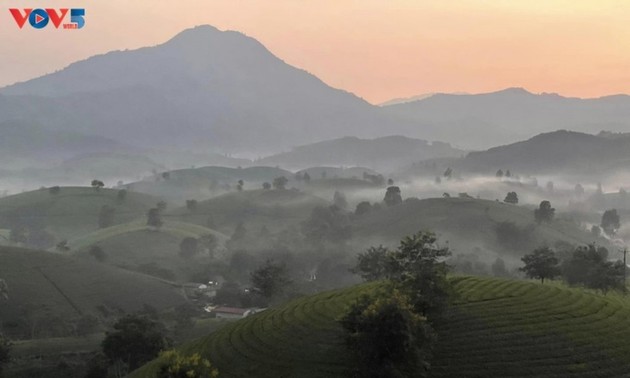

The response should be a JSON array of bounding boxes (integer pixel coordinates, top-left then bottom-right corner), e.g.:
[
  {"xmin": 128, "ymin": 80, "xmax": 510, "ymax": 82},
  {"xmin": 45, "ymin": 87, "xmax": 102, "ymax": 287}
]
[
  {"xmin": 258, "ymin": 135, "xmax": 464, "ymax": 171},
  {"xmin": 459, "ymin": 130, "xmax": 630, "ymax": 175},
  {"xmin": 384, "ymin": 88, "xmax": 630, "ymax": 149},
  {"xmin": 0, "ymin": 25, "xmax": 417, "ymax": 154}
]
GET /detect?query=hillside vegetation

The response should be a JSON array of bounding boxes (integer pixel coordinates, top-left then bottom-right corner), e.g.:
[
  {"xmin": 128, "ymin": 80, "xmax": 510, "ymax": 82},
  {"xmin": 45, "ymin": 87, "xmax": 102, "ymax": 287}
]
[
  {"xmin": 353, "ymin": 197, "xmax": 608, "ymax": 257},
  {"xmin": 170, "ymin": 189, "xmax": 328, "ymax": 234},
  {"xmin": 131, "ymin": 276, "xmax": 630, "ymax": 378},
  {"xmin": 0, "ymin": 187, "xmax": 160, "ymax": 242},
  {"xmin": 0, "ymin": 246, "xmax": 187, "ymax": 338}
]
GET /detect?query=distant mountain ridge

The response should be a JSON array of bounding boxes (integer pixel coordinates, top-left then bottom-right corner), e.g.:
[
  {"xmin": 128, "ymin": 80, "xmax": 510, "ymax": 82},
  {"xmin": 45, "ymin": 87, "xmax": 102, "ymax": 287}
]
[
  {"xmin": 384, "ymin": 88, "xmax": 630, "ymax": 149},
  {"xmin": 258, "ymin": 135, "xmax": 464, "ymax": 172}
]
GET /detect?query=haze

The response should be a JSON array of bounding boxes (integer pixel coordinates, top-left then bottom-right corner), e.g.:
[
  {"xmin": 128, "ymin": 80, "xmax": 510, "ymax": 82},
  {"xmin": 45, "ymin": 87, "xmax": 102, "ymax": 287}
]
[{"xmin": 2, "ymin": 0, "xmax": 629, "ymax": 103}]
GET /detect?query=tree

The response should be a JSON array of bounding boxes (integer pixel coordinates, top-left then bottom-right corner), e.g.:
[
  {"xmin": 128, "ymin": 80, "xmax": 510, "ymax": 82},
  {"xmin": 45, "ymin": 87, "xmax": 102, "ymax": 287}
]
[
  {"xmin": 601, "ymin": 209, "xmax": 621, "ymax": 236},
  {"xmin": 237, "ymin": 180, "xmax": 244, "ymax": 191},
  {"xmin": 231, "ymin": 222, "xmax": 247, "ymax": 241},
  {"xmin": 491, "ymin": 257, "xmax": 509, "ymax": 277},
  {"xmin": 102, "ymin": 314, "xmax": 170, "ymax": 371},
  {"xmin": 91, "ymin": 180, "xmax": 105, "ymax": 190},
  {"xmin": 443, "ymin": 167, "xmax": 452, "ymax": 179},
  {"xmin": 250, "ymin": 260, "xmax": 292, "ymax": 301},
  {"xmin": 384, "ymin": 186, "xmax": 402, "ymax": 207},
  {"xmin": 574, "ymin": 184, "xmax": 585, "ymax": 197},
  {"xmin": 591, "ymin": 225, "xmax": 602, "ymax": 238},
  {"xmin": 333, "ymin": 191, "xmax": 348, "ymax": 210},
  {"xmin": 147, "ymin": 208, "xmax": 163, "ymax": 229},
  {"xmin": 262, "ymin": 182, "xmax": 271, "ymax": 190},
  {"xmin": 186, "ymin": 199, "xmax": 198, "ymax": 212},
  {"xmin": 48, "ymin": 186, "xmax": 61, "ymax": 195},
  {"xmin": 199, "ymin": 234, "xmax": 218, "ymax": 258},
  {"xmin": 505, "ymin": 170, "xmax": 512, "ymax": 178},
  {"xmin": 496, "ymin": 169, "xmax": 504, "ymax": 178},
  {"xmin": 0, "ymin": 334, "xmax": 10, "ymax": 377},
  {"xmin": 272, "ymin": 176, "xmax": 288, "ymax": 190},
  {"xmin": 302, "ymin": 205, "xmax": 352, "ymax": 245},
  {"xmin": 56, "ymin": 239, "xmax": 70, "ymax": 252},
  {"xmin": 355, "ymin": 201, "xmax": 372, "ymax": 216},
  {"xmin": 117, "ymin": 189, "xmax": 128, "ymax": 203},
  {"xmin": 98, "ymin": 205, "xmax": 115, "ymax": 229},
  {"xmin": 352, "ymin": 245, "xmax": 390, "ymax": 281},
  {"xmin": 89, "ymin": 245, "xmax": 107, "ymax": 262},
  {"xmin": 179, "ymin": 237, "xmax": 199, "ymax": 259},
  {"xmin": 562, "ymin": 244, "xmax": 625, "ymax": 293},
  {"xmin": 161, "ymin": 172, "xmax": 171, "ymax": 180},
  {"xmin": 504, "ymin": 192, "xmax": 518, "ymax": 204},
  {"xmin": 156, "ymin": 350, "xmax": 218, "ymax": 378},
  {"xmin": 519, "ymin": 247, "xmax": 560, "ymax": 284},
  {"xmin": 546, "ymin": 181, "xmax": 554, "ymax": 193},
  {"xmin": 340, "ymin": 290, "xmax": 432, "ymax": 378},
  {"xmin": 303, "ymin": 172, "xmax": 311, "ymax": 183},
  {"xmin": 353, "ymin": 231, "xmax": 451, "ymax": 316},
  {"xmin": 387, "ymin": 178, "xmax": 394, "ymax": 186},
  {"xmin": 534, "ymin": 200, "xmax": 555, "ymax": 223}
]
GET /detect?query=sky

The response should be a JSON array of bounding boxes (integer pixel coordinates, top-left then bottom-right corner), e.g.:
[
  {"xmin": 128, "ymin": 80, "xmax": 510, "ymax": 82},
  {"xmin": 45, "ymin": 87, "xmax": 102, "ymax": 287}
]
[{"xmin": 1, "ymin": 0, "xmax": 629, "ymax": 104}]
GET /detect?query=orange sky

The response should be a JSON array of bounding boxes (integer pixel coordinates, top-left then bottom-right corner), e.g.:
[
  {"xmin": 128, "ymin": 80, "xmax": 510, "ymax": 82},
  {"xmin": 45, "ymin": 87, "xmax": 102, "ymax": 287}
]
[{"xmin": 1, "ymin": 0, "xmax": 629, "ymax": 103}]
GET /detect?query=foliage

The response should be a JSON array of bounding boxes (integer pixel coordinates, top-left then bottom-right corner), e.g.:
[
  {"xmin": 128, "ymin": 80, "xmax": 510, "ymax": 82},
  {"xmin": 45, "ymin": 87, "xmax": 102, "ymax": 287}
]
[
  {"xmin": 102, "ymin": 314, "xmax": 171, "ymax": 371},
  {"xmin": 91, "ymin": 180, "xmax": 105, "ymax": 190},
  {"xmin": 562, "ymin": 244, "xmax": 625, "ymax": 293},
  {"xmin": 352, "ymin": 246, "xmax": 390, "ymax": 281},
  {"xmin": 491, "ymin": 257, "xmax": 509, "ymax": 277},
  {"xmin": 156, "ymin": 350, "xmax": 218, "ymax": 378},
  {"xmin": 88, "ymin": 245, "xmax": 107, "ymax": 262},
  {"xmin": 333, "ymin": 191, "xmax": 348, "ymax": 210},
  {"xmin": 354, "ymin": 201, "xmax": 372, "ymax": 216},
  {"xmin": 49, "ymin": 186, "xmax": 61, "ymax": 195},
  {"xmin": 117, "ymin": 189, "xmax": 128, "ymax": 203},
  {"xmin": 262, "ymin": 182, "xmax": 271, "ymax": 190},
  {"xmin": 503, "ymin": 191, "xmax": 518, "ymax": 204},
  {"xmin": 272, "ymin": 176, "xmax": 288, "ymax": 190},
  {"xmin": 0, "ymin": 334, "xmax": 10, "ymax": 377},
  {"xmin": 534, "ymin": 200, "xmax": 555, "ymax": 224},
  {"xmin": 495, "ymin": 221, "xmax": 535, "ymax": 251},
  {"xmin": 98, "ymin": 205, "xmax": 115, "ymax": 229},
  {"xmin": 340, "ymin": 290, "xmax": 432, "ymax": 378},
  {"xmin": 520, "ymin": 247, "xmax": 560, "ymax": 283},
  {"xmin": 601, "ymin": 209, "xmax": 621, "ymax": 236},
  {"xmin": 186, "ymin": 200, "xmax": 198, "ymax": 212},
  {"xmin": 199, "ymin": 234, "xmax": 219, "ymax": 258},
  {"xmin": 250, "ymin": 259, "xmax": 292, "ymax": 300},
  {"xmin": 302, "ymin": 205, "xmax": 352, "ymax": 245},
  {"xmin": 179, "ymin": 237, "xmax": 199, "ymax": 259},
  {"xmin": 353, "ymin": 231, "xmax": 451, "ymax": 315},
  {"xmin": 383, "ymin": 186, "xmax": 402, "ymax": 207},
  {"xmin": 147, "ymin": 208, "xmax": 164, "ymax": 229}
]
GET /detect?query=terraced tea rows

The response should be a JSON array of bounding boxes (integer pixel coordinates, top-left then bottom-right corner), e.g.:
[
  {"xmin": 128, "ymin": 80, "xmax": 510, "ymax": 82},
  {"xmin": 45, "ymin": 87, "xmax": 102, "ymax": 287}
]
[
  {"xmin": 131, "ymin": 277, "xmax": 630, "ymax": 378},
  {"xmin": 431, "ymin": 276, "xmax": 630, "ymax": 377}
]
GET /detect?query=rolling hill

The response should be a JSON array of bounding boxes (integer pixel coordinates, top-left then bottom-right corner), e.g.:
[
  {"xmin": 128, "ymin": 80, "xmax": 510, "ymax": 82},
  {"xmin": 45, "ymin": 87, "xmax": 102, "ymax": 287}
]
[
  {"xmin": 458, "ymin": 130, "xmax": 630, "ymax": 176},
  {"xmin": 0, "ymin": 246, "xmax": 187, "ymax": 339},
  {"xmin": 258, "ymin": 136, "xmax": 464, "ymax": 172},
  {"xmin": 126, "ymin": 166, "xmax": 293, "ymax": 203},
  {"xmin": 0, "ymin": 187, "xmax": 162, "ymax": 245},
  {"xmin": 130, "ymin": 276, "xmax": 630, "ymax": 377},
  {"xmin": 352, "ymin": 197, "xmax": 610, "ymax": 260},
  {"xmin": 69, "ymin": 220, "xmax": 229, "ymax": 281},
  {"xmin": 169, "ymin": 189, "xmax": 328, "ymax": 235}
]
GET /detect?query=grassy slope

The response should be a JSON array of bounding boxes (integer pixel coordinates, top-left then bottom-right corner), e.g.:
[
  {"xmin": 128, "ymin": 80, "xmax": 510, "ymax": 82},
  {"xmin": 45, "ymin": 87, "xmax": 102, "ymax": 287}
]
[
  {"xmin": 69, "ymin": 220, "xmax": 229, "ymax": 281},
  {"xmin": 0, "ymin": 186, "xmax": 160, "ymax": 241},
  {"xmin": 126, "ymin": 166, "xmax": 294, "ymax": 203},
  {"xmin": 132, "ymin": 277, "xmax": 630, "ymax": 378},
  {"xmin": 168, "ymin": 189, "xmax": 328, "ymax": 234},
  {"xmin": 353, "ymin": 197, "xmax": 608, "ymax": 256},
  {"xmin": 0, "ymin": 246, "xmax": 187, "ymax": 325}
]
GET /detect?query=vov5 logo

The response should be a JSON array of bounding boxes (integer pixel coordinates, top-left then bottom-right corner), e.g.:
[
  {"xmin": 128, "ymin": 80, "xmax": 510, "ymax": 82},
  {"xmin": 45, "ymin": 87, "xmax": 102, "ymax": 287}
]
[{"xmin": 10, "ymin": 9, "xmax": 85, "ymax": 29}]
